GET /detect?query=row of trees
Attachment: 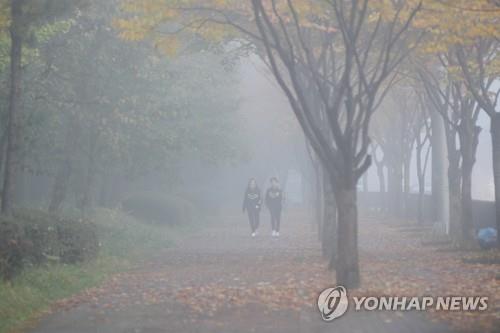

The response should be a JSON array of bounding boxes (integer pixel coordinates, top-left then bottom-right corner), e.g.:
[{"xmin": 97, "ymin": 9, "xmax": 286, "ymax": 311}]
[
  {"xmin": 1, "ymin": 0, "xmax": 498, "ymax": 288},
  {"xmin": 117, "ymin": 0, "xmax": 499, "ymax": 288},
  {"xmin": 117, "ymin": 0, "xmax": 426, "ymax": 288},
  {"xmin": 372, "ymin": 1, "xmax": 500, "ymax": 249},
  {"xmin": 0, "ymin": 1, "xmax": 241, "ymax": 217}
]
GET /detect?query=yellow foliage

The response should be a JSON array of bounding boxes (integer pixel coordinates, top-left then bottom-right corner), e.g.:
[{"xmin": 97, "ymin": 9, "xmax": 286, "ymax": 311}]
[
  {"xmin": 154, "ymin": 35, "xmax": 179, "ymax": 57},
  {"xmin": 114, "ymin": 0, "xmax": 424, "ymax": 59},
  {"xmin": 410, "ymin": 0, "xmax": 500, "ymax": 84},
  {"xmin": 414, "ymin": 0, "xmax": 500, "ymax": 51}
]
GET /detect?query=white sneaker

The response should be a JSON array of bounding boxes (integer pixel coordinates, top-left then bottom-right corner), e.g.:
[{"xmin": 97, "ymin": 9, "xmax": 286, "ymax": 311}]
[
  {"xmin": 272, "ymin": 230, "xmax": 276, "ymax": 237},
  {"xmin": 251, "ymin": 232, "xmax": 256, "ymax": 237},
  {"xmin": 276, "ymin": 232, "xmax": 280, "ymax": 237}
]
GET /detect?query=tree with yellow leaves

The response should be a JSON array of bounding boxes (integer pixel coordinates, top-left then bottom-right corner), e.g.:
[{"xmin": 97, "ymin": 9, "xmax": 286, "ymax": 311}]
[
  {"xmin": 0, "ymin": 0, "xmax": 84, "ymax": 214},
  {"xmin": 413, "ymin": 0, "xmax": 500, "ymax": 245},
  {"xmin": 116, "ymin": 0, "xmax": 422, "ymax": 288}
]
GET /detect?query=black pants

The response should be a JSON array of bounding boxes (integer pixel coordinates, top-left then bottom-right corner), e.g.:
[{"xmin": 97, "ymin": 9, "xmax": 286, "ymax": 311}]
[
  {"xmin": 270, "ymin": 208, "xmax": 281, "ymax": 232},
  {"xmin": 247, "ymin": 209, "xmax": 260, "ymax": 232}
]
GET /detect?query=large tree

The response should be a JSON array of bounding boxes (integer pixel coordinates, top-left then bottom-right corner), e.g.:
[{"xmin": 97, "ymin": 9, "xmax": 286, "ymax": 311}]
[
  {"xmin": 247, "ymin": 0, "xmax": 421, "ymax": 287},
  {"xmin": 418, "ymin": 65, "xmax": 481, "ymax": 245},
  {"xmin": 116, "ymin": 0, "xmax": 422, "ymax": 287},
  {"xmin": 0, "ymin": 0, "xmax": 84, "ymax": 214},
  {"xmin": 413, "ymin": 0, "xmax": 500, "ymax": 244},
  {"xmin": 2, "ymin": 0, "xmax": 242, "ymax": 214}
]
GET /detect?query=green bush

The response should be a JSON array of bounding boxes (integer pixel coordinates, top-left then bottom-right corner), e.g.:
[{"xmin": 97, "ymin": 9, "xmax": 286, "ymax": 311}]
[
  {"xmin": 121, "ymin": 192, "xmax": 194, "ymax": 226},
  {"xmin": 13, "ymin": 211, "xmax": 60, "ymax": 265},
  {"xmin": 0, "ymin": 210, "xmax": 98, "ymax": 280},
  {"xmin": 0, "ymin": 219, "xmax": 30, "ymax": 280},
  {"xmin": 0, "ymin": 208, "xmax": 190, "ymax": 333}
]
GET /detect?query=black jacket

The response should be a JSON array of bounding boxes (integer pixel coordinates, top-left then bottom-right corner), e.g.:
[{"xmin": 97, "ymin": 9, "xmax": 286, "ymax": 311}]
[
  {"xmin": 265, "ymin": 187, "xmax": 283, "ymax": 211},
  {"xmin": 242, "ymin": 188, "xmax": 262, "ymax": 212}
]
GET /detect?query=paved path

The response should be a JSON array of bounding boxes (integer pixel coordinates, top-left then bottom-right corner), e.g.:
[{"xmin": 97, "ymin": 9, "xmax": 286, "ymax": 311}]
[{"xmin": 29, "ymin": 211, "xmax": 454, "ymax": 333}]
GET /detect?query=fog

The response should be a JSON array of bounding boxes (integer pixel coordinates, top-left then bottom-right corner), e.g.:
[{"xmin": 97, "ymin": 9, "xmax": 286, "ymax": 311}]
[
  {"xmin": 0, "ymin": 1, "xmax": 498, "ymax": 333},
  {"xmin": 194, "ymin": 56, "xmax": 309, "ymax": 211}
]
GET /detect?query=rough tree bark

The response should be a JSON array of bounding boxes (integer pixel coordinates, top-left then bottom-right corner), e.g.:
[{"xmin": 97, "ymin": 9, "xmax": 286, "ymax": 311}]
[
  {"xmin": 322, "ymin": 175, "xmax": 336, "ymax": 261},
  {"xmin": 1, "ymin": 0, "xmax": 24, "ymax": 215},
  {"xmin": 458, "ymin": 120, "xmax": 481, "ymax": 246},
  {"xmin": 335, "ymin": 177, "xmax": 359, "ymax": 287},
  {"xmin": 491, "ymin": 114, "xmax": 500, "ymax": 243},
  {"xmin": 447, "ymin": 145, "xmax": 462, "ymax": 240},
  {"xmin": 414, "ymin": 116, "xmax": 431, "ymax": 225},
  {"xmin": 306, "ymin": 140, "xmax": 324, "ymax": 239}
]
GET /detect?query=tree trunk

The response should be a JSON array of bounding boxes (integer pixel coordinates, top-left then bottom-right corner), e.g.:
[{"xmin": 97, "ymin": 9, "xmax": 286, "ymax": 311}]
[
  {"xmin": 315, "ymin": 165, "xmax": 324, "ymax": 240},
  {"xmin": 322, "ymin": 176, "xmax": 336, "ymax": 260},
  {"xmin": 374, "ymin": 160, "xmax": 386, "ymax": 212},
  {"xmin": 459, "ymin": 124, "xmax": 477, "ymax": 247},
  {"xmin": 0, "ymin": 132, "xmax": 8, "ymax": 185},
  {"xmin": 376, "ymin": 166, "xmax": 385, "ymax": 193},
  {"xmin": 98, "ymin": 172, "xmax": 111, "ymax": 207},
  {"xmin": 15, "ymin": 159, "xmax": 25, "ymax": 206},
  {"xmin": 80, "ymin": 172, "xmax": 94, "ymax": 217},
  {"xmin": 362, "ymin": 172, "xmax": 368, "ymax": 192},
  {"xmin": 460, "ymin": 157, "xmax": 474, "ymax": 245},
  {"xmin": 335, "ymin": 183, "xmax": 359, "ymax": 288},
  {"xmin": 48, "ymin": 121, "xmax": 80, "ymax": 213},
  {"xmin": 415, "ymin": 127, "xmax": 431, "ymax": 225},
  {"xmin": 80, "ymin": 132, "xmax": 99, "ymax": 217},
  {"xmin": 416, "ymin": 140, "xmax": 425, "ymax": 225},
  {"xmin": 387, "ymin": 162, "xmax": 403, "ymax": 217},
  {"xmin": 403, "ymin": 157, "xmax": 411, "ymax": 218},
  {"xmin": 491, "ymin": 113, "xmax": 500, "ymax": 247},
  {"xmin": 1, "ymin": 0, "xmax": 23, "ymax": 215},
  {"xmin": 431, "ymin": 111, "xmax": 449, "ymax": 231},
  {"xmin": 448, "ymin": 154, "xmax": 462, "ymax": 241},
  {"xmin": 48, "ymin": 158, "xmax": 72, "ymax": 213},
  {"xmin": 80, "ymin": 156, "xmax": 96, "ymax": 217},
  {"xmin": 108, "ymin": 173, "xmax": 123, "ymax": 207},
  {"xmin": 417, "ymin": 178, "xmax": 424, "ymax": 224}
]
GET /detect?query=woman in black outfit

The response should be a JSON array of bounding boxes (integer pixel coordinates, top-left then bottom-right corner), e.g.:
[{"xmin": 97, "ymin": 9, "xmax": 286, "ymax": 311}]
[
  {"xmin": 242, "ymin": 178, "xmax": 262, "ymax": 237},
  {"xmin": 265, "ymin": 177, "xmax": 284, "ymax": 237}
]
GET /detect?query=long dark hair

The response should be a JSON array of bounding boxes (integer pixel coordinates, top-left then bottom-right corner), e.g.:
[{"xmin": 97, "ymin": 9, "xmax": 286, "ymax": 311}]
[
  {"xmin": 246, "ymin": 178, "xmax": 259, "ymax": 192},
  {"xmin": 270, "ymin": 177, "xmax": 280, "ymax": 188}
]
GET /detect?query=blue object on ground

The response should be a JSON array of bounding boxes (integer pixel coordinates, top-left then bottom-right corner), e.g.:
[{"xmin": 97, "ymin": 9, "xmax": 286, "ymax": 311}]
[{"xmin": 477, "ymin": 227, "xmax": 498, "ymax": 249}]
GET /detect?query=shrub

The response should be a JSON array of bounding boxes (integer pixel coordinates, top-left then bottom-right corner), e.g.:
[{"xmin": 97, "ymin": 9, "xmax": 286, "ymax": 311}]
[
  {"xmin": 0, "ymin": 210, "xmax": 99, "ymax": 280},
  {"xmin": 121, "ymin": 192, "xmax": 194, "ymax": 226},
  {"xmin": 0, "ymin": 219, "xmax": 31, "ymax": 280},
  {"xmin": 57, "ymin": 216, "xmax": 98, "ymax": 263},
  {"xmin": 12, "ymin": 211, "xmax": 60, "ymax": 264}
]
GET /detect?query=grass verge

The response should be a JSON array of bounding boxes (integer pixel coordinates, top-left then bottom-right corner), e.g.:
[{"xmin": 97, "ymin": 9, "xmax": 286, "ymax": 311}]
[{"xmin": 0, "ymin": 208, "xmax": 193, "ymax": 333}]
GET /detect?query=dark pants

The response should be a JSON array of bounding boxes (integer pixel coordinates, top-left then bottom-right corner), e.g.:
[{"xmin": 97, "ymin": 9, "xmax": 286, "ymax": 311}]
[
  {"xmin": 247, "ymin": 209, "xmax": 260, "ymax": 232},
  {"xmin": 270, "ymin": 208, "xmax": 281, "ymax": 232}
]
